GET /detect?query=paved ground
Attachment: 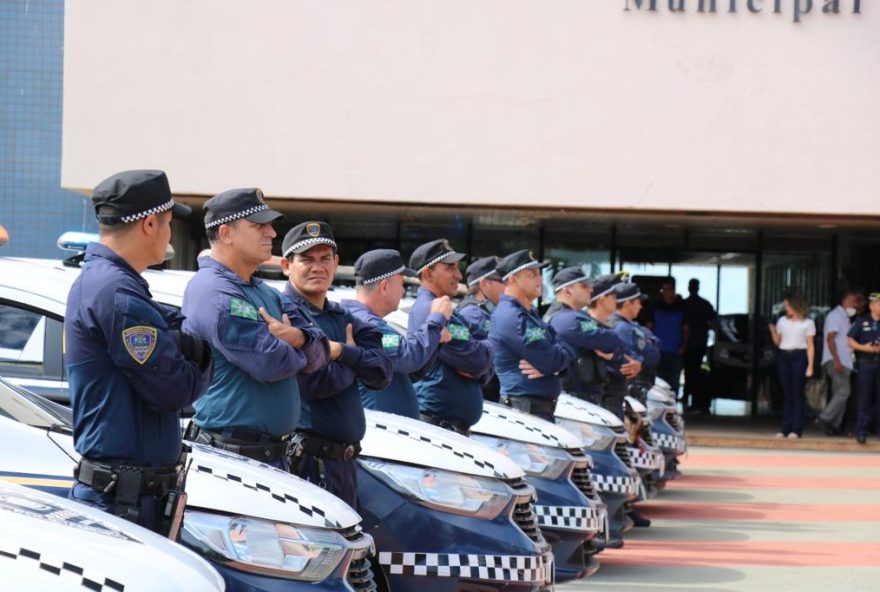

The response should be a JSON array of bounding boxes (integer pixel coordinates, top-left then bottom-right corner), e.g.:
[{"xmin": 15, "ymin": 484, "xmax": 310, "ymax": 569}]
[{"xmin": 560, "ymin": 446, "xmax": 880, "ymax": 592}]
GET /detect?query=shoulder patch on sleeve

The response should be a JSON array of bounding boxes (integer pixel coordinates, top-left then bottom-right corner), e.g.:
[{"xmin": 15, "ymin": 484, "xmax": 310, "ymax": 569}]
[
  {"xmin": 579, "ymin": 318, "xmax": 598, "ymax": 334},
  {"xmin": 382, "ymin": 333, "xmax": 401, "ymax": 350},
  {"xmin": 448, "ymin": 323, "xmax": 471, "ymax": 341},
  {"xmin": 525, "ymin": 325, "xmax": 546, "ymax": 344},
  {"xmin": 230, "ymin": 297, "xmax": 259, "ymax": 321},
  {"xmin": 122, "ymin": 326, "xmax": 158, "ymax": 365}
]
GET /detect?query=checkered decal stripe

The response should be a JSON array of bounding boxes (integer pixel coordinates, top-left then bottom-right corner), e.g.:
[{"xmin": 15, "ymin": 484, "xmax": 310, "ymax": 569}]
[
  {"xmin": 591, "ymin": 473, "xmax": 640, "ymax": 496},
  {"xmin": 535, "ymin": 504, "xmax": 602, "ymax": 532},
  {"xmin": 371, "ymin": 423, "xmax": 505, "ymax": 478},
  {"xmin": 652, "ymin": 432, "xmax": 687, "ymax": 454},
  {"xmin": 483, "ymin": 409, "xmax": 562, "ymax": 446},
  {"xmin": 0, "ymin": 544, "xmax": 124, "ymax": 590},
  {"xmin": 193, "ymin": 465, "xmax": 340, "ymax": 528},
  {"xmin": 627, "ymin": 447, "xmax": 664, "ymax": 470},
  {"xmin": 378, "ymin": 551, "xmax": 549, "ymax": 582}
]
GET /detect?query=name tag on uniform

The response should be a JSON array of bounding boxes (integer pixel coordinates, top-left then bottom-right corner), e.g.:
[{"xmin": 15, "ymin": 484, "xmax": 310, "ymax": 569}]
[
  {"xmin": 448, "ymin": 323, "xmax": 471, "ymax": 341},
  {"xmin": 230, "ymin": 297, "xmax": 259, "ymax": 321},
  {"xmin": 382, "ymin": 333, "xmax": 401, "ymax": 349}
]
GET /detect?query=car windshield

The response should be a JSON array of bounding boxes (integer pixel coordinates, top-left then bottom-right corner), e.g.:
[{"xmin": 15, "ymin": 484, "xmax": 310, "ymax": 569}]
[{"xmin": 0, "ymin": 377, "xmax": 72, "ymax": 429}]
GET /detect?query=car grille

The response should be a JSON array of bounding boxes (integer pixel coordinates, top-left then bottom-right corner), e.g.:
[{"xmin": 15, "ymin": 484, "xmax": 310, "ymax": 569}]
[
  {"xmin": 613, "ymin": 441, "xmax": 634, "ymax": 470},
  {"xmin": 339, "ymin": 526, "xmax": 380, "ymax": 592},
  {"xmin": 640, "ymin": 426, "xmax": 654, "ymax": 446},
  {"xmin": 570, "ymin": 464, "xmax": 598, "ymax": 499},
  {"xmin": 666, "ymin": 412, "xmax": 683, "ymax": 432},
  {"xmin": 513, "ymin": 500, "xmax": 545, "ymax": 544}
]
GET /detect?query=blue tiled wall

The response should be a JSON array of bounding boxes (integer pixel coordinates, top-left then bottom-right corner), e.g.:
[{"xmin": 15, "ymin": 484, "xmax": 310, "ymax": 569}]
[{"xmin": 1, "ymin": 0, "xmax": 95, "ymax": 258}]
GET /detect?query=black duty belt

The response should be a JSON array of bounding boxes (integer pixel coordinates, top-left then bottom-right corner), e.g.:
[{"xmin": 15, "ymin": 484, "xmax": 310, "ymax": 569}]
[
  {"xmin": 419, "ymin": 413, "xmax": 471, "ymax": 436},
  {"xmin": 75, "ymin": 458, "xmax": 182, "ymax": 496},
  {"xmin": 501, "ymin": 394, "xmax": 557, "ymax": 415},
  {"xmin": 186, "ymin": 423, "xmax": 292, "ymax": 463},
  {"xmin": 296, "ymin": 432, "xmax": 361, "ymax": 462}
]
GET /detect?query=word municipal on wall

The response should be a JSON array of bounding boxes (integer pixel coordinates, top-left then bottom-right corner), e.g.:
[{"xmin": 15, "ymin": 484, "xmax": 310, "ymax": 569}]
[{"xmin": 624, "ymin": 0, "xmax": 862, "ymax": 23}]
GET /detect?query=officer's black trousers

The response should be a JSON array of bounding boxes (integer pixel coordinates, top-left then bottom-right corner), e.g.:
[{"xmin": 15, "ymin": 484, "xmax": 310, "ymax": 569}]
[
  {"xmin": 297, "ymin": 454, "xmax": 358, "ymax": 510},
  {"xmin": 856, "ymin": 359, "xmax": 880, "ymax": 436}
]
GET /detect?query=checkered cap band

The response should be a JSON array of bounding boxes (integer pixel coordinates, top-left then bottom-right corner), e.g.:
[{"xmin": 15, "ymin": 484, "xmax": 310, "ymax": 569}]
[
  {"xmin": 553, "ymin": 275, "xmax": 590, "ymax": 292},
  {"xmin": 118, "ymin": 198, "xmax": 175, "ymax": 224},
  {"xmin": 204, "ymin": 203, "xmax": 269, "ymax": 229},
  {"xmin": 417, "ymin": 252, "xmax": 458, "ymax": 274},
  {"xmin": 501, "ymin": 261, "xmax": 541, "ymax": 281},
  {"xmin": 589, "ymin": 285, "xmax": 617, "ymax": 302},
  {"xmin": 535, "ymin": 504, "xmax": 602, "ymax": 533},
  {"xmin": 467, "ymin": 269, "xmax": 499, "ymax": 287},
  {"xmin": 282, "ymin": 237, "xmax": 338, "ymax": 258},
  {"xmin": 0, "ymin": 544, "xmax": 124, "ymax": 591},
  {"xmin": 378, "ymin": 551, "xmax": 551, "ymax": 583},
  {"xmin": 361, "ymin": 265, "xmax": 407, "ymax": 285}
]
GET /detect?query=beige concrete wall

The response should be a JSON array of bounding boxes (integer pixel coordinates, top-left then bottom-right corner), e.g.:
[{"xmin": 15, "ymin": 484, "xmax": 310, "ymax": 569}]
[{"xmin": 62, "ymin": 0, "xmax": 879, "ymax": 216}]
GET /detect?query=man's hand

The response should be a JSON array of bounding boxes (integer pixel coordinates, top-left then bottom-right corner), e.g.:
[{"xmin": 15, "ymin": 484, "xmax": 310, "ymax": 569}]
[
  {"xmin": 620, "ymin": 355, "xmax": 641, "ymax": 378},
  {"xmin": 329, "ymin": 341, "xmax": 344, "ymax": 361},
  {"xmin": 430, "ymin": 296, "xmax": 454, "ymax": 320},
  {"xmin": 259, "ymin": 308, "xmax": 305, "ymax": 348},
  {"xmin": 519, "ymin": 359, "xmax": 545, "ymax": 380},
  {"xmin": 595, "ymin": 350, "xmax": 614, "ymax": 361},
  {"xmin": 440, "ymin": 327, "xmax": 452, "ymax": 343},
  {"xmin": 345, "ymin": 323, "xmax": 355, "ymax": 346},
  {"xmin": 834, "ymin": 359, "xmax": 844, "ymax": 374}
]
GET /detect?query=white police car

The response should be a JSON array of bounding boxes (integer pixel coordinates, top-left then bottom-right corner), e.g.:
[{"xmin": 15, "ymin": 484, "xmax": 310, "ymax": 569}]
[
  {"xmin": 646, "ymin": 381, "xmax": 687, "ymax": 480},
  {"xmin": 0, "ymin": 479, "xmax": 225, "ymax": 591}
]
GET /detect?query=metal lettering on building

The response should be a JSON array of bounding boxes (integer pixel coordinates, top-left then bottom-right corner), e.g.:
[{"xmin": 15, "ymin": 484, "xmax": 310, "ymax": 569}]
[{"xmin": 624, "ymin": 0, "xmax": 862, "ymax": 23}]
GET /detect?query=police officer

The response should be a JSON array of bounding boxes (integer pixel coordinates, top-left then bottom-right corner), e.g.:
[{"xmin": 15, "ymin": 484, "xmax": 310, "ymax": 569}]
[
  {"xmin": 341, "ymin": 249, "xmax": 453, "ymax": 418},
  {"xmin": 489, "ymin": 251, "xmax": 576, "ymax": 421},
  {"xmin": 847, "ymin": 292, "xmax": 880, "ymax": 444},
  {"xmin": 545, "ymin": 267, "xmax": 624, "ymax": 405},
  {"xmin": 67, "ymin": 170, "xmax": 211, "ymax": 534},
  {"xmin": 609, "ymin": 282, "xmax": 661, "ymax": 403},
  {"xmin": 281, "ymin": 222, "xmax": 393, "ymax": 507},
  {"xmin": 458, "ymin": 256, "xmax": 505, "ymax": 402},
  {"xmin": 182, "ymin": 188, "xmax": 329, "ymax": 470},
  {"xmin": 408, "ymin": 239, "xmax": 494, "ymax": 434}
]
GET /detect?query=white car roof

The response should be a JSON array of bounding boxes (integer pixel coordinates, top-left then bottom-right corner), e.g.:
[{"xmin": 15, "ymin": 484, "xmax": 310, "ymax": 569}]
[{"xmin": 471, "ymin": 401, "xmax": 583, "ymax": 450}]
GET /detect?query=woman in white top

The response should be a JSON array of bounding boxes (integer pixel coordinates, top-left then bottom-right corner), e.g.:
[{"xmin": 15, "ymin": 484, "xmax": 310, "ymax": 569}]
[{"xmin": 768, "ymin": 294, "xmax": 815, "ymax": 439}]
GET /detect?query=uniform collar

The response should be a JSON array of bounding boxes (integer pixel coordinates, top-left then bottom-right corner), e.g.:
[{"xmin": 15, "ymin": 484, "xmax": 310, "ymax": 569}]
[
  {"xmin": 284, "ymin": 282, "xmax": 345, "ymax": 315},
  {"xmin": 416, "ymin": 286, "xmax": 439, "ymax": 300},
  {"xmin": 340, "ymin": 299, "xmax": 381, "ymax": 322},
  {"xmin": 84, "ymin": 242, "xmax": 149, "ymax": 291},
  {"xmin": 500, "ymin": 293, "xmax": 538, "ymax": 315},
  {"xmin": 197, "ymin": 255, "xmax": 261, "ymax": 287}
]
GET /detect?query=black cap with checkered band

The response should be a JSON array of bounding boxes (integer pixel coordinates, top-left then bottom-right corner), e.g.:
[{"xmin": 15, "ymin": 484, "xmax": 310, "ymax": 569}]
[
  {"xmin": 409, "ymin": 239, "xmax": 466, "ymax": 274},
  {"xmin": 496, "ymin": 249, "xmax": 548, "ymax": 282},
  {"xmin": 203, "ymin": 188, "xmax": 282, "ymax": 229},
  {"xmin": 354, "ymin": 249, "xmax": 417, "ymax": 285},
  {"xmin": 282, "ymin": 221, "xmax": 337, "ymax": 258},
  {"xmin": 92, "ymin": 169, "xmax": 191, "ymax": 225}
]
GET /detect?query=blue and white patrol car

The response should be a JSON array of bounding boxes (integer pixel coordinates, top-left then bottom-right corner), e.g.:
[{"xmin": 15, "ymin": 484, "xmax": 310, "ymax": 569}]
[
  {"xmin": 554, "ymin": 394, "xmax": 641, "ymax": 548},
  {"xmin": 0, "ymin": 479, "xmax": 225, "ymax": 591},
  {"xmin": 646, "ymin": 382, "xmax": 688, "ymax": 480},
  {"xmin": 623, "ymin": 395, "xmax": 666, "ymax": 499},
  {"xmin": 471, "ymin": 402, "xmax": 606, "ymax": 581}
]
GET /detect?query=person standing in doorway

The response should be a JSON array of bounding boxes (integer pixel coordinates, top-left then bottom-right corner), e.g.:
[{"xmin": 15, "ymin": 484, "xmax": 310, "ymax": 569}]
[
  {"xmin": 817, "ymin": 289, "xmax": 858, "ymax": 436},
  {"xmin": 683, "ymin": 279, "xmax": 716, "ymax": 414},
  {"xmin": 649, "ymin": 278, "xmax": 689, "ymax": 399},
  {"xmin": 768, "ymin": 292, "xmax": 815, "ymax": 439},
  {"xmin": 847, "ymin": 292, "xmax": 880, "ymax": 444}
]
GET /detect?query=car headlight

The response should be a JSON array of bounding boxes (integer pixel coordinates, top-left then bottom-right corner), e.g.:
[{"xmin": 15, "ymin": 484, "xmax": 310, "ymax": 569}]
[
  {"xmin": 470, "ymin": 434, "xmax": 572, "ymax": 480},
  {"xmin": 555, "ymin": 418, "xmax": 616, "ymax": 451},
  {"xmin": 360, "ymin": 459, "xmax": 512, "ymax": 519},
  {"xmin": 181, "ymin": 511, "xmax": 347, "ymax": 581}
]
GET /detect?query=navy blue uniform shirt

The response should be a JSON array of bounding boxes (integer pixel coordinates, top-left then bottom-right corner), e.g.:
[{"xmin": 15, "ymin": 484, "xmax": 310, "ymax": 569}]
[
  {"xmin": 849, "ymin": 315, "xmax": 880, "ymax": 359},
  {"xmin": 66, "ymin": 243, "xmax": 211, "ymax": 465},
  {"xmin": 342, "ymin": 299, "xmax": 446, "ymax": 419},
  {"xmin": 183, "ymin": 256, "xmax": 328, "ymax": 436},
  {"xmin": 287, "ymin": 285, "xmax": 392, "ymax": 443},
  {"xmin": 490, "ymin": 295, "xmax": 576, "ymax": 400},
  {"xmin": 408, "ymin": 287, "xmax": 493, "ymax": 427},
  {"xmin": 610, "ymin": 312, "xmax": 659, "ymax": 369},
  {"xmin": 546, "ymin": 301, "xmax": 627, "ymax": 375},
  {"xmin": 457, "ymin": 295, "xmax": 493, "ymax": 340}
]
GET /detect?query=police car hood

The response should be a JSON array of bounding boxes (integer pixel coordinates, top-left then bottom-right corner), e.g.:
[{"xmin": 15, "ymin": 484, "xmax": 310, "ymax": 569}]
[
  {"xmin": 624, "ymin": 396, "xmax": 648, "ymax": 415},
  {"xmin": 186, "ymin": 443, "xmax": 361, "ymax": 529},
  {"xmin": 554, "ymin": 393, "xmax": 624, "ymax": 429},
  {"xmin": 0, "ymin": 481, "xmax": 224, "ymax": 592},
  {"xmin": 471, "ymin": 402, "xmax": 583, "ymax": 450},
  {"xmin": 361, "ymin": 410, "xmax": 525, "ymax": 480},
  {"xmin": 647, "ymin": 386, "xmax": 676, "ymax": 405}
]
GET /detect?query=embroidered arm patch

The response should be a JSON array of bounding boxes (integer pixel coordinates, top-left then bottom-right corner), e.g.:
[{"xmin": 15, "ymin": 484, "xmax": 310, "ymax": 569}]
[
  {"xmin": 122, "ymin": 326, "xmax": 158, "ymax": 365},
  {"xmin": 230, "ymin": 297, "xmax": 259, "ymax": 321},
  {"xmin": 448, "ymin": 323, "xmax": 471, "ymax": 341},
  {"xmin": 525, "ymin": 326, "xmax": 546, "ymax": 343},
  {"xmin": 579, "ymin": 319, "xmax": 598, "ymax": 334},
  {"xmin": 382, "ymin": 333, "xmax": 401, "ymax": 349}
]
